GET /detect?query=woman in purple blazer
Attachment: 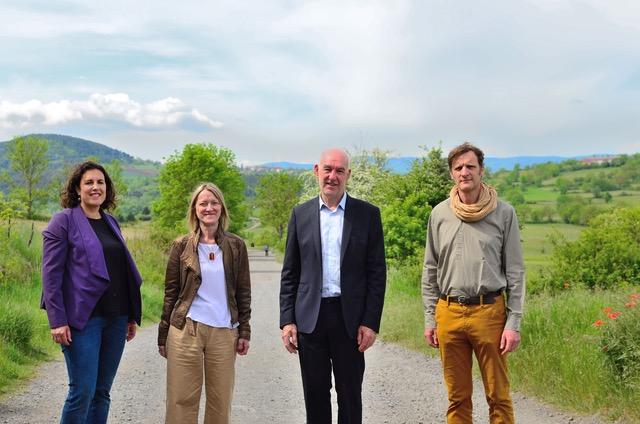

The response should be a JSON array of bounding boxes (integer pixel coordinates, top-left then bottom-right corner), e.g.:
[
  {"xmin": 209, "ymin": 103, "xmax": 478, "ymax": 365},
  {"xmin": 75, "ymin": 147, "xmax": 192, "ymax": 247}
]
[{"xmin": 41, "ymin": 161, "xmax": 142, "ymax": 424}]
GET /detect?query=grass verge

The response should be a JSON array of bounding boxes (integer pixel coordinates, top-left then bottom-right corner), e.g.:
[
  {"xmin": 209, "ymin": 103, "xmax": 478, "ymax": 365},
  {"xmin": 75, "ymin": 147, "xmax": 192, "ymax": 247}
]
[{"xmin": 380, "ymin": 262, "xmax": 640, "ymax": 422}]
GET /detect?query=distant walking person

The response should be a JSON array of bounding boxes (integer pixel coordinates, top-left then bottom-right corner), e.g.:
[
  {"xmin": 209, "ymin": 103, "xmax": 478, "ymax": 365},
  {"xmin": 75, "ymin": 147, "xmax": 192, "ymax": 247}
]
[
  {"xmin": 264, "ymin": 244, "xmax": 269, "ymax": 256},
  {"xmin": 422, "ymin": 142, "xmax": 525, "ymax": 424},
  {"xmin": 280, "ymin": 148, "xmax": 387, "ymax": 424},
  {"xmin": 158, "ymin": 182, "xmax": 251, "ymax": 424},
  {"xmin": 41, "ymin": 161, "xmax": 142, "ymax": 424}
]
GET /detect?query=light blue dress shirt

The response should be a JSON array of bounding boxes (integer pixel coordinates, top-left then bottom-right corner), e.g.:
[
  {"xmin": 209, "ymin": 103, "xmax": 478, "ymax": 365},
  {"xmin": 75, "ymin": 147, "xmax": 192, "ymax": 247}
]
[{"xmin": 319, "ymin": 193, "xmax": 347, "ymax": 298}]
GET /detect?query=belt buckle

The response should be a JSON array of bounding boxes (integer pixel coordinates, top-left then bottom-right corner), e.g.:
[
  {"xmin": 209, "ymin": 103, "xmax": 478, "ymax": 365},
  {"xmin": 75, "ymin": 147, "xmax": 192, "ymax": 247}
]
[{"xmin": 457, "ymin": 295, "xmax": 467, "ymax": 305}]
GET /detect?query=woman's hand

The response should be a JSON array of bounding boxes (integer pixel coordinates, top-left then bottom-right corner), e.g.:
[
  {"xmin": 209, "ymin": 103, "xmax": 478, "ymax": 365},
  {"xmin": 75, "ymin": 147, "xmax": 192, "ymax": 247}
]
[
  {"xmin": 236, "ymin": 338, "xmax": 250, "ymax": 355},
  {"xmin": 126, "ymin": 322, "xmax": 137, "ymax": 342},
  {"xmin": 158, "ymin": 345, "xmax": 167, "ymax": 358},
  {"xmin": 51, "ymin": 325, "xmax": 72, "ymax": 346}
]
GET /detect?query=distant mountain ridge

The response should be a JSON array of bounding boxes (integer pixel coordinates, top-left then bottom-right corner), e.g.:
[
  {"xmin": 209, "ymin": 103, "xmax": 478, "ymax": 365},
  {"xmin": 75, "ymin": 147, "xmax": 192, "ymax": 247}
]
[{"xmin": 260, "ymin": 155, "xmax": 580, "ymax": 173}]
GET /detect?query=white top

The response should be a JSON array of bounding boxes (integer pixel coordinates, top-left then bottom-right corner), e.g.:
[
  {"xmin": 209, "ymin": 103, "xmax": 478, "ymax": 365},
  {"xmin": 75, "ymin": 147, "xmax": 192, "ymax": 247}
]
[
  {"xmin": 187, "ymin": 243, "xmax": 234, "ymax": 328},
  {"xmin": 318, "ymin": 193, "xmax": 347, "ymax": 298}
]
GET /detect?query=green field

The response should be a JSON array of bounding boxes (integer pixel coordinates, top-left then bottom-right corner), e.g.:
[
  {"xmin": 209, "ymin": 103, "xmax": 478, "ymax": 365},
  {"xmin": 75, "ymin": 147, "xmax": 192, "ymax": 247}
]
[
  {"xmin": 520, "ymin": 223, "xmax": 583, "ymax": 278},
  {"xmin": 521, "ymin": 186, "xmax": 558, "ymax": 203}
]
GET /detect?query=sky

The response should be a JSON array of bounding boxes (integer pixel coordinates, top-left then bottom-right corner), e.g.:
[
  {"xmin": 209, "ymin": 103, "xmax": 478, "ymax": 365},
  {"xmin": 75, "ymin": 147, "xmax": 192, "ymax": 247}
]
[{"xmin": 1, "ymin": 0, "xmax": 639, "ymax": 164}]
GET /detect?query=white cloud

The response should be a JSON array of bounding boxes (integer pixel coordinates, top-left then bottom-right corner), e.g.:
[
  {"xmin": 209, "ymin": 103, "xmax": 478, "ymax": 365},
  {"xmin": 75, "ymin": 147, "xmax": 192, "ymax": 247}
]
[{"xmin": 0, "ymin": 93, "xmax": 223, "ymax": 130}]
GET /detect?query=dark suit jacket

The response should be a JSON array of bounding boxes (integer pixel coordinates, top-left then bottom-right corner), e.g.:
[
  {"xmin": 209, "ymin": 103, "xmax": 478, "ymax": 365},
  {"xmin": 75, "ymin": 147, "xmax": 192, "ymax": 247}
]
[
  {"xmin": 279, "ymin": 195, "xmax": 386, "ymax": 339},
  {"xmin": 41, "ymin": 206, "xmax": 143, "ymax": 331}
]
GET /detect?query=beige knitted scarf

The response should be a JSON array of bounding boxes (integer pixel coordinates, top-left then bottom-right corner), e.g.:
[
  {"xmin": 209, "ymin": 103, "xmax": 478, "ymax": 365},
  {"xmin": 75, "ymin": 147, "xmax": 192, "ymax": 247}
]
[{"xmin": 449, "ymin": 183, "xmax": 498, "ymax": 222}]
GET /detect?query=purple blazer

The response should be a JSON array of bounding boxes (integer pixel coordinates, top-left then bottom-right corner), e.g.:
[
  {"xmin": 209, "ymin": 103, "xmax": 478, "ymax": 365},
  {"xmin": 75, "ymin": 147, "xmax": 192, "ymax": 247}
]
[{"xmin": 40, "ymin": 206, "xmax": 143, "ymax": 331}]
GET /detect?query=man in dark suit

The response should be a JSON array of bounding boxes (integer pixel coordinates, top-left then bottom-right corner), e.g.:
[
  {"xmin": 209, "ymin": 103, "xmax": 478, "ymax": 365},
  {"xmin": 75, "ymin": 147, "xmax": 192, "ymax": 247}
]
[{"xmin": 280, "ymin": 148, "xmax": 387, "ymax": 424}]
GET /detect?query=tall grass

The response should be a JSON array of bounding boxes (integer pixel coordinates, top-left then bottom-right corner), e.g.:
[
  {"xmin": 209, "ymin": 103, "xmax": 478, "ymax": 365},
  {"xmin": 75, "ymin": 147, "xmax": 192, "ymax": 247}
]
[
  {"xmin": 0, "ymin": 223, "xmax": 56, "ymax": 396},
  {"xmin": 380, "ymin": 263, "xmax": 434, "ymax": 355}
]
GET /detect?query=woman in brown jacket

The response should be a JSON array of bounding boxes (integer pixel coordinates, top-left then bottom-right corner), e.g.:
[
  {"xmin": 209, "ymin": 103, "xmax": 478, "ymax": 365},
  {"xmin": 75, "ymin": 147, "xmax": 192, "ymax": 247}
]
[{"xmin": 158, "ymin": 182, "xmax": 251, "ymax": 424}]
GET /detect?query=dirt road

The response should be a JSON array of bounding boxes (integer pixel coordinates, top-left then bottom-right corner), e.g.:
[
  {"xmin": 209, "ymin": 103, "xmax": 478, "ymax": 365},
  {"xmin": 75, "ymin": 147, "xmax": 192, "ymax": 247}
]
[{"xmin": 0, "ymin": 251, "xmax": 607, "ymax": 423}]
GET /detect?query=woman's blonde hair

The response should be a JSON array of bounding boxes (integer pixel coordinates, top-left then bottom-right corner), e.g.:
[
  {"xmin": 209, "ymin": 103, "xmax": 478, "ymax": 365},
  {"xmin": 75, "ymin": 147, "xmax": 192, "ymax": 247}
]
[{"xmin": 187, "ymin": 182, "xmax": 230, "ymax": 238}]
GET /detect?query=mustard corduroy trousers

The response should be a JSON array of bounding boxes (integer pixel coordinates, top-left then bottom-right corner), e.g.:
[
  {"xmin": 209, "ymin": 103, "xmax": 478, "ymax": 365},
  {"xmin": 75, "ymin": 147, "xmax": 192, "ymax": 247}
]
[{"xmin": 435, "ymin": 296, "xmax": 514, "ymax": 424}]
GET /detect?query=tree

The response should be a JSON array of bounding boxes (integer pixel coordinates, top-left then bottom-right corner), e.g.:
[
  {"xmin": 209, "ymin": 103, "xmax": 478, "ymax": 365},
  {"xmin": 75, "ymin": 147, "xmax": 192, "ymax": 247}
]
[
  {"xmin": 0, "ymin": 192, "xmax": 25, "ymax": 238},
  {"xmin": 254, "ymin": 172, "xmax": 303, "ymax": 239},
  {"xmin": 152, "ymin": 143, "xmax": 247, "ymax": 232},
  {"xmin": 105, "ymin": 159, "xmax": 128, "ymax": 198},
  {"xmin": 346, "ymin": 147, "xmax": 392, "ymax": 206},
  {"xmin": 380, "ymin": 146, "xmax": 451, "ymax": 264},
  {"xmin": 6, "ymin": 135, "xmax": 49, "ymax": 219}
]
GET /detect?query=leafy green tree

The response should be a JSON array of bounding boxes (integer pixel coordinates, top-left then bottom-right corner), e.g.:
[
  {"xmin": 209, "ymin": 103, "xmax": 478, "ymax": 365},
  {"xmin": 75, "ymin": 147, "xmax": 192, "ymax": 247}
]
[
  {"xmin": 255, "ymin": 172, "xmax": 303, "ymax": 239},
  {"xmin": 346, "ymin": 148, "xmax": 392, "ymax": 206},
  {"xmin": 380, "ymin": 146, "xmax": 451, "ymax": 264},
  {"xmin": 555, "ymin": 177, "xmax": 570, "ymax": 195},
  {"xmin": 152, "ymin": 143, "xmax": 247, "ymax": 232},
  {"xmin": 0, "ymin": 192, "xmax": 25, "ymax": 238},
  {"xmin": 105, "ymin": 159, "xmax": 128, "ymax": 197},
  {"xmin": 505, "ymin": 188, "xmax": 525, "ymax": 206},
  {"xmin": 5, "ymin": 135, "xmax": 49, "ymax": 219}
]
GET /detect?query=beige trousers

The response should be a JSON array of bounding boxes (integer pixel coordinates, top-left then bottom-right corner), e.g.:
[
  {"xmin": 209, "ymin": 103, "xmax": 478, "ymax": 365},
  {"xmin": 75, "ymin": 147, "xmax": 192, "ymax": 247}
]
[{"xmin": 165, "ymin": 319, "xmax": 238, "ymax": 424}]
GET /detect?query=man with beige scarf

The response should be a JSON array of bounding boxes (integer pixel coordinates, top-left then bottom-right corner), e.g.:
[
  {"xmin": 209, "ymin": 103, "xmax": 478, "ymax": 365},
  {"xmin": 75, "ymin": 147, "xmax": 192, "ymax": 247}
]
[{"xmin": 422, "ymin": 142, "xmax": 525, "ymax": 424}]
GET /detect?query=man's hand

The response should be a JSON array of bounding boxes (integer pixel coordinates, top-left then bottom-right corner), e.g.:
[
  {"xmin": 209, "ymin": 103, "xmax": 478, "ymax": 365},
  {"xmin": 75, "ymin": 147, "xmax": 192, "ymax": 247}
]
[
  {"xmin": 424, "ymin": 327, "xmax": 439, "ymax": 348},
  {"xmin": 357, "ymin": 325, "xmax": 377, "ymax": 352},
  {"xmin": 281, "ymin": 323, "xmax": 298, "ymax": 354},
  {"xmin": 500, "ymin": 329, "xmax": 520, "ymax": 355}
]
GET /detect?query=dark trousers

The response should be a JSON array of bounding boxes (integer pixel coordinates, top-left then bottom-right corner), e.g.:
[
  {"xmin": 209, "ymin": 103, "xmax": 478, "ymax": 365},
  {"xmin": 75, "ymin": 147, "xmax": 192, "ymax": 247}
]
[{"xmin": 298, "ymin": 298, "xmax": 365, "ymax": 424}]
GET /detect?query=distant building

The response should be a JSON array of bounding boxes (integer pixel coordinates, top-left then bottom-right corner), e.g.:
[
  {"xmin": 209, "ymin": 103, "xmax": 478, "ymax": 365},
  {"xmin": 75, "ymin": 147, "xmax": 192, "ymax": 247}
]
[{"xmin": 579, "ymin": 156, "xmax": 619, "ymax": 165}]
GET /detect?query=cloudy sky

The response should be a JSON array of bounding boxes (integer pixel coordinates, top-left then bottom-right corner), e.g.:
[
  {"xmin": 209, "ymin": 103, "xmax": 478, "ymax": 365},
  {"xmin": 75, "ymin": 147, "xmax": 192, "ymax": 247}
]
[{"xmin": 1, "ymin": 0, "xmax": 639, "ymax": 164}]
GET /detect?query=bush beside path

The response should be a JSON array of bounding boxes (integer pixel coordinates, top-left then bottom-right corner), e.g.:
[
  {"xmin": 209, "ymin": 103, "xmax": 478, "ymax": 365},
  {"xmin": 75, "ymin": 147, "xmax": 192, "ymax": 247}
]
[{"xmin": 0, "ymin": 251, "xmax": 608, "ymax": 423}]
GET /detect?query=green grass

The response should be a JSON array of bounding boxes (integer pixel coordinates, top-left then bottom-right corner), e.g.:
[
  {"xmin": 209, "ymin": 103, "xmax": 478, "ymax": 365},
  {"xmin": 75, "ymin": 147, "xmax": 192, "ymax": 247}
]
[
  {"xmin": 0, "ymin": 225, "xmax": 57, "ymax": 396},
  {"xmin": 520, "ymin": 223, "xmax": 583, "ymax": 278},
  {"xmin": 380, "ymin": 264, "xmax": 434, "ymax": 355},
  {"xmin": 512, "ymin": 288, "xmax": 639, "ymax": 422},
  {"xmin": 522, "ymin": 186, "xmax": 559, "ymax": 203}
]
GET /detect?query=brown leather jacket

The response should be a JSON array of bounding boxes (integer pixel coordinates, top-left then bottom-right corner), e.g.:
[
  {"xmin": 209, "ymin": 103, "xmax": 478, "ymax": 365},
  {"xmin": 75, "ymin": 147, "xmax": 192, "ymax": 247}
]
[{"xmin": 158, "ymin": 232, "xmax": 251, "ymax": 346}]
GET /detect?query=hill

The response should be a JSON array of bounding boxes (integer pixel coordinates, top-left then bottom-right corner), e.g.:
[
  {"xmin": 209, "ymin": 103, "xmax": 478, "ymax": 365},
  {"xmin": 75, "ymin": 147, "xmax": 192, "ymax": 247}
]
[{"xmin": 0, "ymin": 134, "xmax": 160, "ymax": 178}]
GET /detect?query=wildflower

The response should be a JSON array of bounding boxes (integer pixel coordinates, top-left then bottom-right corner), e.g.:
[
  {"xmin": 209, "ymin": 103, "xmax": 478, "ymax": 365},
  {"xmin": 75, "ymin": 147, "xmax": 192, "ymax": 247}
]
[
  {"xmin": 593, "ymin": 320, "xmax": 604, "ymax": 327},
  {"xmin": 630, "ymin": 293, "xmax": 640, "ymax": 300},
  {"xmin": 608, "ymin": 312, "xmax": 621, "ymax": 319},
  {"xmin": 603, "ymin": 307, "xmax": 612, "ymax": 314},
  {"xmin": 624, "ymin": 301, "xmax": 637, "ymax": 308},
  {"xmin": 562, "ymin": 281, "xmax": 570, "ymax": 289}
]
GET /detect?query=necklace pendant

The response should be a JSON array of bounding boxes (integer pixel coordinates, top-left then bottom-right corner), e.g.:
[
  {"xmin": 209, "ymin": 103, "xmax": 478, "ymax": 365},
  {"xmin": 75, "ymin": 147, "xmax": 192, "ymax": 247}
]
[{"xmin": 209, "ymin": 252, "xmax": 215, "ymax": 261}]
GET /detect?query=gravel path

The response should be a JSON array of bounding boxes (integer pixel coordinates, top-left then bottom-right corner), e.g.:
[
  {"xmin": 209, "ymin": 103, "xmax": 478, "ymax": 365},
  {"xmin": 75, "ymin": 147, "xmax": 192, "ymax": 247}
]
[{"xmin": 0, "ymin": 250, "xmax": 609, "ymax": 423}]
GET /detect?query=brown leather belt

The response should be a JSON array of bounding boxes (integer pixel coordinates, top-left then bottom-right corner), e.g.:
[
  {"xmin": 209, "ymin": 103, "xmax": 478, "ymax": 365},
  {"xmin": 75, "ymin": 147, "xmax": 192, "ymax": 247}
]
[{"xmin": 439, "ymin": 290, "xmax": 502, "ymax": 305}]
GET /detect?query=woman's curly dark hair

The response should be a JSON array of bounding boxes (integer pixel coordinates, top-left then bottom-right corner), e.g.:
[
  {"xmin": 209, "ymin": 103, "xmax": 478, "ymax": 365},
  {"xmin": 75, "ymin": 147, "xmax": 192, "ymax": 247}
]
[{"xmin": 60, "ymin": 161, "xmax": 117, "ymax": 211}]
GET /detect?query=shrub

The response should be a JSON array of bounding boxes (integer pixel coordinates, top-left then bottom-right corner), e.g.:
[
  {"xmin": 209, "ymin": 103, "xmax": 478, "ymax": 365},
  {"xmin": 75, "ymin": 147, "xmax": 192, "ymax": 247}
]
[
  {"xmin": 0, "ymin": 305, "xmax": 35, "ymax": 349},
  {"xmin": 598, "ymin": 293, "xmax": 640, "ymax": 390},
  {"xmin": 540, "ymin": 207, "xmax": 640, "ymax": 291}
]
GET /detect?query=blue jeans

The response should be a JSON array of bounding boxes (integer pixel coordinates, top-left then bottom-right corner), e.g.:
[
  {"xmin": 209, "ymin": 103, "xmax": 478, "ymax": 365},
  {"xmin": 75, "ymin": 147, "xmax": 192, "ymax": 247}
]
[{"xmin": 60, "ymin": 315, "xmax": 128, "ymax": 424}]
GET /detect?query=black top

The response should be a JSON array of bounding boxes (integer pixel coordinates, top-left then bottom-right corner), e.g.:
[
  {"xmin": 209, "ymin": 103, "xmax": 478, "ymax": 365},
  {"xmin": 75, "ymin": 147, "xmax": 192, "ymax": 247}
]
[{"xmin": 88, "ymin": 217, "xmax": 131, "ymax": 319}]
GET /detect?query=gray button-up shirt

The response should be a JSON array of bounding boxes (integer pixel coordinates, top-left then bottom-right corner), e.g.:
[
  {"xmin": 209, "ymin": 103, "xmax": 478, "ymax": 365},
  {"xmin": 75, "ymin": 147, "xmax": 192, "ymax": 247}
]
[{"xmin": 422, "ymin": 198, "xmax": 525, "ymax": 331}]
